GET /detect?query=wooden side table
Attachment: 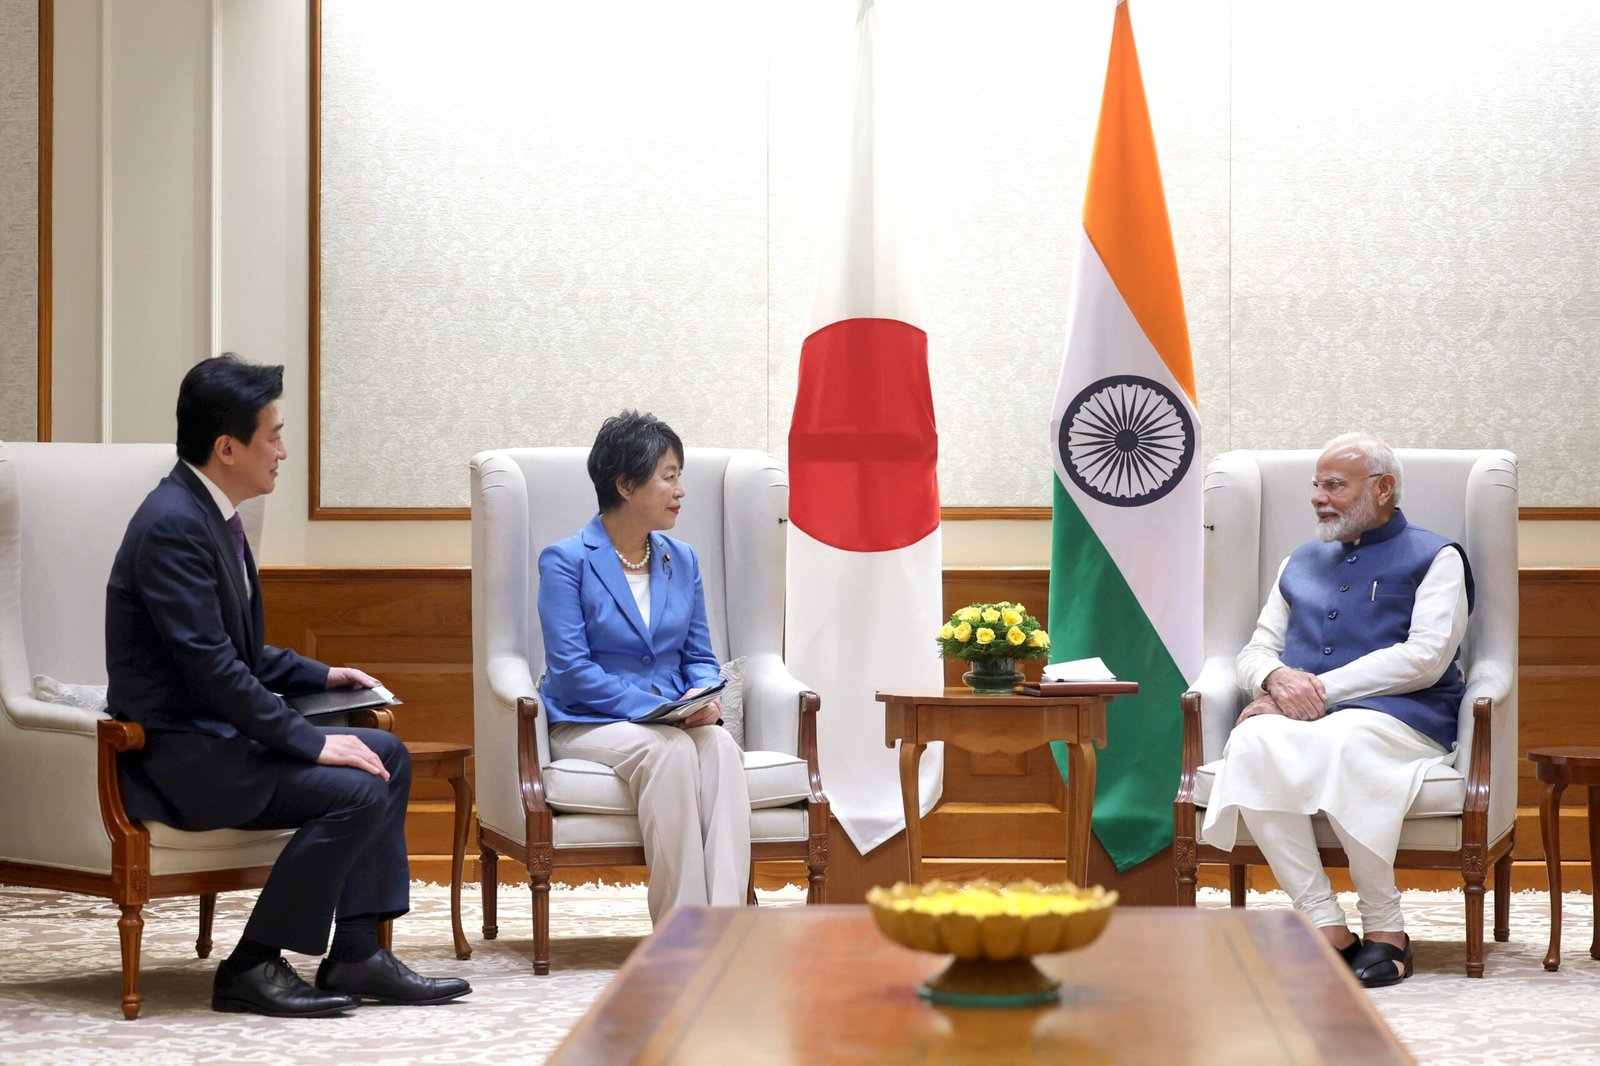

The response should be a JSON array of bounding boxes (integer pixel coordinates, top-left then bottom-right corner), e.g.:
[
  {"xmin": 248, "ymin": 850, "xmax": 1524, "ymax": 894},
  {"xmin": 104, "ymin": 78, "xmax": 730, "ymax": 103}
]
[
  {"xmin": 1529, "ymin": 746, "xmax": 1600, "ymax": 971},
  {"xmin": 878, "ymin": 685, "xmax": 1137, "ymax": 888},
  {"xmin": 385, "ymin": 740, "xmax": 474, "ymax": 960}
]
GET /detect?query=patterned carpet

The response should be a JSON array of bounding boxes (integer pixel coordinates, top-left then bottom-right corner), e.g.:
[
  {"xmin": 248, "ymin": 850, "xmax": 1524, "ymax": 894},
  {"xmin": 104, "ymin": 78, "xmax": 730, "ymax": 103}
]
[{"xmin": 1, "ymin": 882, "xmax": 1598, "ymax": 1064}]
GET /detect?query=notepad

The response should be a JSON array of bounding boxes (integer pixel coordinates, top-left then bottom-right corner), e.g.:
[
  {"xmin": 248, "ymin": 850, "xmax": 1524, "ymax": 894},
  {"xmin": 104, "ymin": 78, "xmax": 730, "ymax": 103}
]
[{"xmin": 1041, "ymin": 657, "xmax": 1117, "ymax": 683}]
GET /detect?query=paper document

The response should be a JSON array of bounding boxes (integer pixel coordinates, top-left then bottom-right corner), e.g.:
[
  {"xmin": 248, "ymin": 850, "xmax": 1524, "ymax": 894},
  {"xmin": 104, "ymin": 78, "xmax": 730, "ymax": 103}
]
[
  {"xmin": 637, "ymin": 680, "xmax": 729, "ymax": 724},
  {"xmin": 1042, "ymin": 657, "xmax": 1117, "ymax": 683}
]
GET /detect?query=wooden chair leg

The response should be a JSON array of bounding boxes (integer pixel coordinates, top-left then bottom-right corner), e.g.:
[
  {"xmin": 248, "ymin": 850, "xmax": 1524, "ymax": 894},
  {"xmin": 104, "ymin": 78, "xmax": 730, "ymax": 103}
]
[
  {"xmin": 480, "ymin": 843, "xmax": 499, "ymax": 941},
  {"xmin": 1173, "ymin": 835, "xmax": 1197, "ymax": 907},
  {"xmin": 1464, "ymin": 853, "xmax": 1487, "ymax": 978},
  {"xmin": 196, "ymin": 892, "xmax": 217, "ymax": 959},
  {"xmin": 807, "ymin": 849, "xmax": 828, "ymax": 906},
  {"xmin": 1494, "ymin": 849, "xmax": 1512, "ymax": 943},
  {"xmin": 1229, "ymin": 864, "xmax": 1247, "ymax": 907},
  {"xmin": 747, "ymin": 865, "xmax": 757, "ymax": 906},
  {"xmin": 531, "ymin": 869, "xmax": 552, "ymax": 976},
  {"xmin": 117, "ymin": 903, "xmax": 144, "ymax": 1021},
  {"xmin": 379, "ymin": 918, "xmax": 393, "ymax": 951}
]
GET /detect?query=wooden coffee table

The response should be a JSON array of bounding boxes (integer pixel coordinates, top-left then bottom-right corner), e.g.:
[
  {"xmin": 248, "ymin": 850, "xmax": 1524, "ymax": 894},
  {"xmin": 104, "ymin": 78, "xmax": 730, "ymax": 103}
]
[{"xmin": 548, "ymin": 906, "xmax": 1411, "ymax": 1064}]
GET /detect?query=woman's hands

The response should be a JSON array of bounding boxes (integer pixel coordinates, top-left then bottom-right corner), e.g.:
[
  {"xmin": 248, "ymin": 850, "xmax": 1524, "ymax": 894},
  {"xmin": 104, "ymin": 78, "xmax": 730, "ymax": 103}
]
[{"xmin": 676, "ymin": 686, "xmax": 723, "ymax": 729}]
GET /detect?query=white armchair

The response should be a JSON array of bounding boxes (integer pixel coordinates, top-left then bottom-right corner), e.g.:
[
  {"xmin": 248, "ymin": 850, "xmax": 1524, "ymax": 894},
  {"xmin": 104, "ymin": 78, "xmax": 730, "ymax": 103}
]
[
  {"xmin": 0, "ymin": 442, "xmax": 292, "ymax": 1018},
  {"xmin": 470, "ymin": 447, "xmax": 829, "ymax": 974},
  {"xmin": 1172, "ymin": 448, "xmax": 1518, "ymax": 977}
]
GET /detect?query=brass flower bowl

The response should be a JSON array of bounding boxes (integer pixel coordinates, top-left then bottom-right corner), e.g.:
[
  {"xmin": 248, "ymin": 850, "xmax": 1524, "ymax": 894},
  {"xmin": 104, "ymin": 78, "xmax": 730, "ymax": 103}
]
[{"xmin": 866, "ymin": 879, "xmax": 1118, "ymax": 1007}]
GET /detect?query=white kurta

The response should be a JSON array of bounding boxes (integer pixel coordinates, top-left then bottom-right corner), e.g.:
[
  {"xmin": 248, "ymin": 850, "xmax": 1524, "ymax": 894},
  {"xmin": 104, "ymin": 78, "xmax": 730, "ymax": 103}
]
[{"xmin": 1201, "ymin": 547, "xmax": 1469, "ymax": 862}]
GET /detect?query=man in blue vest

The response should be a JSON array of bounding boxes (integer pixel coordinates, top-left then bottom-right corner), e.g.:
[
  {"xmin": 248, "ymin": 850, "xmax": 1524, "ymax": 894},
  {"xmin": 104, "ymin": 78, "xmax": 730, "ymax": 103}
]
[{"xmin": 1201, "ymin": 433, "xmax": 1473, "ymax": 989}]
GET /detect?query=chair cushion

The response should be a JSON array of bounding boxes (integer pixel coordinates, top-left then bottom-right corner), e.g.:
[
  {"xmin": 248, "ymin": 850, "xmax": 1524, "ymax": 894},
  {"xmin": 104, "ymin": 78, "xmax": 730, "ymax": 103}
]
[
  {"xmin": 1193, "ymin": 758, "xmax": 1469, "ymax": 818},
  {"xmin": 742, "ymin": 749, "xmax": 812, "ymax": 809},
  {"xmin": 543, "ymin": 748, "xmax": 812, "ymax": 815},
  {"xmin": 145, "ymin": 824, "xmax": 294, "ymax": 850},
  {"xmin": 543, "ymin": 759, "xmax": 635, "ymax": 815}
]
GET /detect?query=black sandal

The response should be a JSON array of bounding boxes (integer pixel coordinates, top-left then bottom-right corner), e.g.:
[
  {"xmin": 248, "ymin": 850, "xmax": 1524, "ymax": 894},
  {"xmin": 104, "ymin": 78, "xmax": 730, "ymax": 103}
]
[
  {"xmin": 1337, "ymin": 937, "xmax": 1363, "ymax": 967},
  {"xmin": 1351, "ymin": 934, "xmax": 1412, "ymax": 989}
]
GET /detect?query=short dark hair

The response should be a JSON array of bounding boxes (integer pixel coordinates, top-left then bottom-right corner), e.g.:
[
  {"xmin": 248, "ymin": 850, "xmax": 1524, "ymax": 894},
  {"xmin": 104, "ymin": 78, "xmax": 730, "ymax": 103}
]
[
  {"xmin": 587, "ymin": 410, "xmax": 685, "ymax": 512},
  {"xmin": 175, "ymin": 354, "xmax": 285, "ymax": 466}
]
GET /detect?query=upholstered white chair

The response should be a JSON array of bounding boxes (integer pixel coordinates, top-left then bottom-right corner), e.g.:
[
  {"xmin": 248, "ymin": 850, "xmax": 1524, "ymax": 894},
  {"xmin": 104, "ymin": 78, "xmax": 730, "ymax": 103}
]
[
  {"xmin": 0, "ymin": 441, "xmax": 302, "ymax": 1019},
  {"xmin": 1173, "ymin": 449, "xmax": 1518, "ymax": 977},
  {"xmin": 470, "ymin": 447, "xmax": 829, "ymax": 974}
]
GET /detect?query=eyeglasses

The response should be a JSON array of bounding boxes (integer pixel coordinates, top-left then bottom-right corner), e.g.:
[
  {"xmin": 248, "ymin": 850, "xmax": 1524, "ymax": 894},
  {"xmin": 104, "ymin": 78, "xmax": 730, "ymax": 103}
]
[{"xmin": 1310, "ymin": 473, "xmax": 1379, "ymax": 494}]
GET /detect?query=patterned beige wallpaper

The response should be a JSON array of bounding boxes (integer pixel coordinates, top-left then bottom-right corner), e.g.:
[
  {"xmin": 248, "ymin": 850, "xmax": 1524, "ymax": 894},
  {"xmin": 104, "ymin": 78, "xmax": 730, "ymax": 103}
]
[
  {"xmin": 318, "ymin": 0, "xmax": 1599, "ymax": 510},
  {"xmin": 0, "ymin": 0, "xmax": 39, "ymax": 443}
]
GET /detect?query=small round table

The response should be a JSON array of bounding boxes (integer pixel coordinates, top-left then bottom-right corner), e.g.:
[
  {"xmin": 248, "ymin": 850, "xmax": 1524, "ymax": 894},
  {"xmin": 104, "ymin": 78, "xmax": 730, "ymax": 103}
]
[{"xmin": 1528, "ymin": 746, "xmax": 1600, "ymax": 971}]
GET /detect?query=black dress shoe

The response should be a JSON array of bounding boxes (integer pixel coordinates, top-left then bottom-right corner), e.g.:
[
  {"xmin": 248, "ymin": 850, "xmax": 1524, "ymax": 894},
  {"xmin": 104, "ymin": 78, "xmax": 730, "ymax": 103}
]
[
  {"xmin": 212, "ymin": 957, "xmax": 360, "ymax": 1017},
  {"xmin": 315, "ymin": 949, "xmax": 471, "ymax": 1005}
]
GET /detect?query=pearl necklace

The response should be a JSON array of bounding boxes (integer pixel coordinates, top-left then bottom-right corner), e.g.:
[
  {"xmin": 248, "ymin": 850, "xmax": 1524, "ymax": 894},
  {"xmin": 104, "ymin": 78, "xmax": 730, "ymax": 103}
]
[{"xmin": 615, "ymin": 542, "xmax": 651, "ymax": 572}]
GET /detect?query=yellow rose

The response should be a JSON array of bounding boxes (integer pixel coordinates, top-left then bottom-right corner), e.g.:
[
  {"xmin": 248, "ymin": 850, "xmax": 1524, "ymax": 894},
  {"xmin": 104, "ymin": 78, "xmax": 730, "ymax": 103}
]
[
  {"xmin": 1011, "ymin": 603, "xmax": 1028, "ymax": 617},
  {"xmin": 1000, "ymin": 607, "xmax": 1023, "ymax": 627},
  {"xmin": 954, "ymin": 622, "xmax": 973, "ymax": 642},
  {"xmin": 981, "ymin": 608, "xmax": 1001, "ymax": 624},
  {"xmin": 1006, "ymin": 626, "xmax": 1026, "ymax": 646},
  {"xmin": 939, "ymin": 623, "xmax": 955, "ymax": 640},
  {"xmin": 1027, "ymin": 629, "xmax": 1051, "ymax": 649},
  {"xmin": 957, "ymin": 607, "xmax": 981, "ymax": 623},
  {"xmin": 975, "ymin": 627, "xmax": 996, "ymax": 645}
]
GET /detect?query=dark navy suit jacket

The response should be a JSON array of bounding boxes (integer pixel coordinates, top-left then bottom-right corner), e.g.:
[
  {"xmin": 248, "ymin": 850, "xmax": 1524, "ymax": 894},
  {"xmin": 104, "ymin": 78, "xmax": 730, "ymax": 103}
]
[{"xmin": 106, "ymin": 462, "xmax": 329, "ymax": 830}]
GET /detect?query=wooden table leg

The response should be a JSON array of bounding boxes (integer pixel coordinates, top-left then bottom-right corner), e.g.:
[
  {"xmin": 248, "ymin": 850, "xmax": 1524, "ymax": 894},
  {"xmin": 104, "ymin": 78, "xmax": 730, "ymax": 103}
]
[
  {"xmin": 1065, "ymin": 740, "xmax": 1097, "ymax": 888},
  {"xmin": 899, "ymin": 740, "xmax": 926, "ymax": 884},
  {"xmin": 1589, "ymin": 787, "xmax": 1600, "ymax": 962},
  {"xmin": 448, "ymin": 770, "xmax": 474, "ymax": 960},
  {"xmin": 1541, "ymin": 778, "xmax": 1565, "ymax": 971}
]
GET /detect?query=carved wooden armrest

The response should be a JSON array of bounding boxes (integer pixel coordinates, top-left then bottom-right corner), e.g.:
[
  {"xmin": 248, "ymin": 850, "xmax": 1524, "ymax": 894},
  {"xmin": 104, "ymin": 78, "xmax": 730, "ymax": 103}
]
[
  {"xmin": 96, "ymin": 719, "xmax": 152, "ymax": 893},
  {"xmin": 515, "ymin": 697, "xmax": 554, "ymax": 820},
  {"xmin": 1461, "ymin": 696, "xmax": 1494, "ymax": 816},
  {"xmin": 796, "ymin": 690, "xmax": 827, "ymax": 805},
  {"xmin": 351, "ymin": 706, "xmax": 396, "ymax": 732},
  {"xmin": 1174, "ymin": 691, "xmax": 1203, "ymax": 806}
]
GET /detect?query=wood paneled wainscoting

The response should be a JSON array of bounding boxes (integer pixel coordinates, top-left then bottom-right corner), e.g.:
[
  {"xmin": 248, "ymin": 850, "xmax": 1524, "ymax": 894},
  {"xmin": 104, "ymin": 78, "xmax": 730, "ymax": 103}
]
[{"xmin": 262, "ymin": 566, "xmax": 1600, "ymax": 899}]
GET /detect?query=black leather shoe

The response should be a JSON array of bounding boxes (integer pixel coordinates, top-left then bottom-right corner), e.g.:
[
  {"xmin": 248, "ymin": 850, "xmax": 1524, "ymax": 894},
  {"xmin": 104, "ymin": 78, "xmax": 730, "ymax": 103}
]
[
  {"xmin": 315, "ymin": 949, "xmax": 471, "ymax": 1005},
  {"xmin": 212, "ymin": 957, "xmax": 359, "ymax": 1017}
]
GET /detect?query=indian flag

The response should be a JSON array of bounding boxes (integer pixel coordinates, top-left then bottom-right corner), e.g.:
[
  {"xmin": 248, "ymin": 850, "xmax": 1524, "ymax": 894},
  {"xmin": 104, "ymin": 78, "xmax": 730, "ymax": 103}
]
[
  {"xmin": 786, "ymin": 0, "xmax": 944, "ymax": 856},
  {"xmin": 1049, "ymin": 0, "xmax": 1202, "ymax": 871}
]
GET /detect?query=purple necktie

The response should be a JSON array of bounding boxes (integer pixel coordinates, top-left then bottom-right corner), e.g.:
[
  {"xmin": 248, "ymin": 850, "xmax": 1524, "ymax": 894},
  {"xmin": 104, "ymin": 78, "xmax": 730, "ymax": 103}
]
[{"xmin": 226, "ymin": 512, "xmax": 247, "ymax": 566}]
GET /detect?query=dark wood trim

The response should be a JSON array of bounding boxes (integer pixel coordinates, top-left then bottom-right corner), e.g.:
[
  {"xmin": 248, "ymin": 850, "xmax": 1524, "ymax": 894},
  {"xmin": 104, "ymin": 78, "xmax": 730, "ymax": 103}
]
[
  {"xmin": 264, "ymin": 564, "xmax": 467, "ymax": 581},
  {"xmin": 308, "ymin": 0, "xmax": 324, "ymax": 519},
  {"xmin": 1522, "ymin": 508, "xmax": 1600, "ymax": 521},
  {"xmin": 940, "ymin": 507, "xmax": 1051, "ymax": 521},
  {"xmin": 313, "ymin": 506, "xmax": 469, "ymax": 521},
  {"xmin": 36, "ymin": 0, "xmax": 52, "ymax": 441}
]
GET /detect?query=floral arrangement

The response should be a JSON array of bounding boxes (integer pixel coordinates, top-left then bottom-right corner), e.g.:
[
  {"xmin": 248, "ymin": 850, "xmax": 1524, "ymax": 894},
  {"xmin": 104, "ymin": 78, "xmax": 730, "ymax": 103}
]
[{"xmin": 936, "ymin": 601, "xmax": 1050, "ymax": 662}]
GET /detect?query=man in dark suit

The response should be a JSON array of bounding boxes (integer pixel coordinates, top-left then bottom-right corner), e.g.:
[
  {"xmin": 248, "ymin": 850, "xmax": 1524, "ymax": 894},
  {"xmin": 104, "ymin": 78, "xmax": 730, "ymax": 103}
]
[{"xmin": 106, "ymin": 355, "xmax": 469, "ymax": 1016}]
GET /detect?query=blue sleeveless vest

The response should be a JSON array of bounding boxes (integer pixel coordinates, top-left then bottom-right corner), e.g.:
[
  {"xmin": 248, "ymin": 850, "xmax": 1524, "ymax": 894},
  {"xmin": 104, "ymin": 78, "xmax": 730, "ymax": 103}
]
[{"xmin": 1278, "ymin": 510, "xmax": 1473, "ymax": 750}]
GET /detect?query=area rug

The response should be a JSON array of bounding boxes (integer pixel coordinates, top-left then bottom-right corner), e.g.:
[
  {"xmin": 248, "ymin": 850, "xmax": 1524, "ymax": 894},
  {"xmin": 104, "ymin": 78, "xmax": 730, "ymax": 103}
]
[{"xmin": 2, "ymin": 883, "xmax": 1598, "ymax": 1064}]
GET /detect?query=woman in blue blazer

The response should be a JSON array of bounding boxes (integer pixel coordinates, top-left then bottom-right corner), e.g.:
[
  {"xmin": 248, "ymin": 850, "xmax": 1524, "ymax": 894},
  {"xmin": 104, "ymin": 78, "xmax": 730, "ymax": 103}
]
[{"xmin": 537, "ymin": 411, "xmax": 750, "ymax": 923}]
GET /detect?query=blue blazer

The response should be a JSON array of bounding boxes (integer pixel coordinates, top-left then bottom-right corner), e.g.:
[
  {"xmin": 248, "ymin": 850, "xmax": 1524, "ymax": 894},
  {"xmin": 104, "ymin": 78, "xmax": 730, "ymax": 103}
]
[
  {"xmin": 106, "ymin": 463, "xmax": 330, "ymax": 827},
  {"xmin": 537, "ymin": 514, "xmax": 721, "ymax": 725}
]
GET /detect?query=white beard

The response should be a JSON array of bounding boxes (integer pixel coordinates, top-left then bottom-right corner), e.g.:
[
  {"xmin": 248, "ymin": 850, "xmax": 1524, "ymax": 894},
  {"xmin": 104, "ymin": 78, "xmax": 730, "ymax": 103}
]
[{"xmin": 1316, "ymin": 488, "xmax": 1380, "ymax": 543}]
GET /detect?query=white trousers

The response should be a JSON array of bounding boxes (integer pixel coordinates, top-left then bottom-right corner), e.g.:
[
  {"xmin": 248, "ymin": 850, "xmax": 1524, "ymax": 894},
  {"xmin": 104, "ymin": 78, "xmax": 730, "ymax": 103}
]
[
  {"xmin": 1239, "ymin": 807, "xmax": 1404, "ymax": 933},
  {"xmin": 549, "ymin": 720, "xmax": 750, "ymax": 924}
]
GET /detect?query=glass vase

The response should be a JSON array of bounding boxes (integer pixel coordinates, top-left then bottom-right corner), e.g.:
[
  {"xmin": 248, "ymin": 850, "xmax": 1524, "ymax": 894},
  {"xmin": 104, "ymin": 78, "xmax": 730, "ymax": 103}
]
[{"xmin": 962, "ymin": 657, "xmax": 1023, "ymax": 695}]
